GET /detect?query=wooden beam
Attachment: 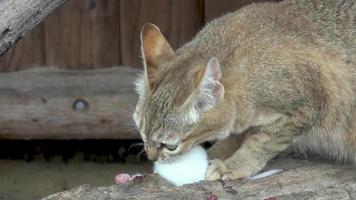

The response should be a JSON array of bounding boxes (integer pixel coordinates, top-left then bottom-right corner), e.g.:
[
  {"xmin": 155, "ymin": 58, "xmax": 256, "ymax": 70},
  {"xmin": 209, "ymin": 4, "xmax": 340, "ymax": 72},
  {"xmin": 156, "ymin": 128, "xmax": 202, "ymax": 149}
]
[
  {"xmin": 0, "ymin": 0, "xmax": 67, "ymax": 56},
  {"xmin": 0, "ymin": 67, "xmax": 141, "ymax": 139}
]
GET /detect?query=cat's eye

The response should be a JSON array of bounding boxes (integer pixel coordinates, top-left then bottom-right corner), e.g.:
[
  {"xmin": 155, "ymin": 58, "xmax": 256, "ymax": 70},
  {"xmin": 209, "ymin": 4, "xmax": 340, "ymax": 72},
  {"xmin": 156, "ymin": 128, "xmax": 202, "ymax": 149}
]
[{"xmin": 162, "ymin": 143, "xmax": 178, "ymax": 151}]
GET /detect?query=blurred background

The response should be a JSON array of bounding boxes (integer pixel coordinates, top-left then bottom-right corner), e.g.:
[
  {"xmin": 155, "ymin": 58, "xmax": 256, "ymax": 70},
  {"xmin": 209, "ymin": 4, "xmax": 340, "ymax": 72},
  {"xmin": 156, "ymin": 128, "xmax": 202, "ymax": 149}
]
[{"xmin": 0, "ymin": 0, "xmax": 279, "ymax": 199}]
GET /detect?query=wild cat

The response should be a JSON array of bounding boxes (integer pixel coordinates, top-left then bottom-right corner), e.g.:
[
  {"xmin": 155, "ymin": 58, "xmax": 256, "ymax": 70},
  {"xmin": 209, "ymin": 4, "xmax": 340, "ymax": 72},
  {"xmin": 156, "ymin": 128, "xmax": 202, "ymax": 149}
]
[{"xmin": 133, "ymin": 0, "xmax": 356, "ymax": 181}]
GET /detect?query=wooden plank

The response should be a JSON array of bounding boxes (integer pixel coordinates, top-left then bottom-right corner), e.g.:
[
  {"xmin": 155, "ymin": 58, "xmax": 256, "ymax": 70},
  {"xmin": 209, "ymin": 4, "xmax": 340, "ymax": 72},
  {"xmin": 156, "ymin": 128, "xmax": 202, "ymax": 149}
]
[
  {"xmin": 0, "ymin": 0, "xmax": 120, "ymax": 71},
  {"xmin": 0, "ymin": 0, "xmax": 67, "ymax": 58},
  {"xmin": 204, "ymin": 0, "xmax": 281, "ymax": 23},
  {"xmin": 0, "ymin": 24, "xmax": 47, "ymax": 71},
  {"xmin": 0, "ymin": 67, "xmax": 140, "ymax": 140},
  {"xmin": 43, "ymin": 0, "xmax": 121, "ymax": 69},
  {"xmin": 119, "ymin": 0, "xmax": 204, "ymax": 67}
]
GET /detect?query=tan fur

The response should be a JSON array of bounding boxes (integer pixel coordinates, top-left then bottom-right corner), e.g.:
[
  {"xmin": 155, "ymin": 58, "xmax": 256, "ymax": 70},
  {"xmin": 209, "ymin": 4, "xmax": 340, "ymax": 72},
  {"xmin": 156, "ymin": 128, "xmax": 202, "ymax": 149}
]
[{"xmin": 133, "ymin": 0, "xmax": 356, "ymax": 180}]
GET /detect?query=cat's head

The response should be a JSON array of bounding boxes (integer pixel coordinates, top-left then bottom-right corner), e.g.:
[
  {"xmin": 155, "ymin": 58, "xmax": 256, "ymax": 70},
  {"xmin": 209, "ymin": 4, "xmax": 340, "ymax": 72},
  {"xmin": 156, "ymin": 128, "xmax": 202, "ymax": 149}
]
[{"xmin": 133, "ymin": 23, "xmax": 225, "ymax": 161}]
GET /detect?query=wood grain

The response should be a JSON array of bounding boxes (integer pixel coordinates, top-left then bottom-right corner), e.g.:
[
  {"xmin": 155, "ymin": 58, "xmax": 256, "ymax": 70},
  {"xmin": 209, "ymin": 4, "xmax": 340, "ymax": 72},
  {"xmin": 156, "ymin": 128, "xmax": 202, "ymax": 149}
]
[
  {"xmin": 119, "ymin": 0, "xmax": 204, "ymax": 67},
  {"xmin": 0, "ymin": 0, "xmax": 120, "ymax": 71},
  {"xmin": 0, "ymin": 67, "xmax": 140, "ymax": 139},
  {"xmin": 0, "ymin": 24, "xmax": 47, "ymax": 71},
  {"xmin": 43, "ymin": 157, "xmax": 356, "ymax": 200},
  {"xmin": 204, "ymin": 0, "xmax": 281, "ymax": 22},
  {"xmin": 0, "ymin": 0, "xmax": 67, "ymax": 70},
  {"xmin": 0, "ymin": 0, "xmax": 282, "ymax": 71}
]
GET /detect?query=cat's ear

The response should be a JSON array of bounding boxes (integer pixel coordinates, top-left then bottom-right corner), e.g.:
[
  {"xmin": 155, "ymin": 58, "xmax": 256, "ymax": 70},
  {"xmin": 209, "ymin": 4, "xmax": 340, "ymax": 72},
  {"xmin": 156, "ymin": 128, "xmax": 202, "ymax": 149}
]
[
  {"xmin": 140, "ymin": 23, "xmax": 176, "ymax": 88},
  {"xmin": 195, "ymin": 57, "xmax": 225, "ymax": 110},
  {"xmin": 181, "ymin": 57, "xmax": 224, "ymax": 122}
]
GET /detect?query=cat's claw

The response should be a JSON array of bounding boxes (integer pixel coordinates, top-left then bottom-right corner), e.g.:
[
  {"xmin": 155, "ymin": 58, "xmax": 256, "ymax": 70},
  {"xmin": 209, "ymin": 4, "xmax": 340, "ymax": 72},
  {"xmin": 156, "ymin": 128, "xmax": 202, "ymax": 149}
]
[
  {"xmin": 205, "ymin": 159, "xmax": 228, "ymax": 181},
  {"xmin": 205, "ymin": 159, "xmax": 250, "ymax": 181},
  {"xmin": 221, "ymin": 170, "xmax": 250, "ymax": 181}
]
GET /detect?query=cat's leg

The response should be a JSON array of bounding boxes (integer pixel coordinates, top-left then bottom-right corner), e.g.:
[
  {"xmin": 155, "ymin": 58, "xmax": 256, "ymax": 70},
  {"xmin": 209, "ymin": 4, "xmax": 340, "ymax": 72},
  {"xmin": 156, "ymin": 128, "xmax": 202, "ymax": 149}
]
[
  {"xmin": 207, "ymin": 134, "xmax": 244, "ymax": 160},
  {"xmin": 205, "ymin": 115, "xmax": 306, "ymax": 181}
]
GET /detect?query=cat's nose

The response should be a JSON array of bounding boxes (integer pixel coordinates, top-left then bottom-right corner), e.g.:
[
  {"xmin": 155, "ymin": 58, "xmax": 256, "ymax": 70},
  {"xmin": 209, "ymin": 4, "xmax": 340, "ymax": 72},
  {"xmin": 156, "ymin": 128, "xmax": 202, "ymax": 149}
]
[
  {"xmin": 146, "ymin": 146, "xmax": 158, "ymax": 161},
  {"xmin": 148, "ymin": 155, "xmax": 158, "ymax": 161},
  {"xmin": 146, "ymin": 151, "xmax": 158, "ymax": 161}
]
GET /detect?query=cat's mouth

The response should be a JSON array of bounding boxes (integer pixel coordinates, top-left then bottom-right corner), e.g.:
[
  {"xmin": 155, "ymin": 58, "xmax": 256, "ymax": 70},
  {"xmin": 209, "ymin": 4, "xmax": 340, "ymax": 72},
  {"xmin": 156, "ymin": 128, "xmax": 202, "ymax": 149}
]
[
  {"xmin": 156, "ymin": 158, "xmax": 174, "ymax": 164},
  {"xmin": 157, "ymin": 153, "xmax": 181, "ymax": 163},
  {"xmin": 157, "ymin": 150, "xmax": 186, "ymax": 163}
]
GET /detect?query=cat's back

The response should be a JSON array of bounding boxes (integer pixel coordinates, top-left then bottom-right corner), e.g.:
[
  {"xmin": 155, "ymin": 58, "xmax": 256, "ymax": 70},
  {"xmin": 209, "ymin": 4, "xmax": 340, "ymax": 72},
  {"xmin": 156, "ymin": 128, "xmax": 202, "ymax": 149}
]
[
  {"xmin": 181, "ymin": 0, "xmax": 355, "ymax": 66},
  {"xmin": 178, "ymin": 0, "xmax": 356, "ymax": 97},
  {"xmin": 289, "ymin": 0, "xmax": 356, "ymax": 95},
  {"xmin": 289, "ymin": 0, "xmax": 356, "ymax": 65}
]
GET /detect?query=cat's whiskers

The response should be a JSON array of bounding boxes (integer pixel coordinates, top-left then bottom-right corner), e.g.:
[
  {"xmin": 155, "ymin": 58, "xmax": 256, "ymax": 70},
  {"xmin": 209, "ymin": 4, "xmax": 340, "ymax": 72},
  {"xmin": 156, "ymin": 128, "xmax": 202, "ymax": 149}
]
[
  {"xmin": 206, "ymin": 140, "xmax": 216, "ymax": 145},
  {"xmin": 128, "ymin": 142, "xmax": 145, "ymax": 151},
  {"xmin": 136, "ymin": 148, "xmax": 147, "ymax": 160}
]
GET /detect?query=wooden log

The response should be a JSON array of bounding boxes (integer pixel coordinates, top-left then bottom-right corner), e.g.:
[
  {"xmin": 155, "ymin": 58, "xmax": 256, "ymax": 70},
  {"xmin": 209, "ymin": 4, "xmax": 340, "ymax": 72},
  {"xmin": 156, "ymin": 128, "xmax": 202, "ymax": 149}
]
[
  {"xmin": 0, "ymin": 67, "xmax": 141, "ymax": 139},
  {"xmin": 42, "ymin": 156, "xmax": 356, "ymax": 200},
  {"xmin": 0, "ymin": 0, "xmax": 67, "ymax": 56}
]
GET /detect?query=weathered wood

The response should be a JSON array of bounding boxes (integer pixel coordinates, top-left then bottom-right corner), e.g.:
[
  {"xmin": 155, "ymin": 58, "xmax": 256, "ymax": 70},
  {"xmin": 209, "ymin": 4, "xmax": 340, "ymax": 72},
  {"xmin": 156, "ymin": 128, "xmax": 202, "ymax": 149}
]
[
  {"xmin": 0, "ymin": 0, "xmax": 121, "ymax": 71},
  {"xmin": 41, "ymin": 156, "xmax": 356, "ymax": 200},
  {"xmin": 0, "ymin": 0, "xmax": 288, "ymax": 71},
  {"xmin": 0, "ymin": 0, "xmax": 67, "ymax": 58},
  {"xmin": 0, "ymin": 67, "xmax": 141, "ymax": 139},
  {"xmin": 0, "ymin": 21, "xmax": 47, "ymax": 71},
  {"xmin": 119, "ymin": 0, "xmax": 203, "ymax": 67},
  {"xmin": 0, "ymin": 0, "xmax": 204, "ymax": 71}
]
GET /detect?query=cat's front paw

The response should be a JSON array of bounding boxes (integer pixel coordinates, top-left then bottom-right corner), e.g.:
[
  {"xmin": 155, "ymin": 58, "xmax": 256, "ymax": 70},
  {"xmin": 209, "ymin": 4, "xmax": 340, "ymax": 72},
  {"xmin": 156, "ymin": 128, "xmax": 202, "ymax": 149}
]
[
  {"xmin": 205, "ymin": 159, "xmax": 251, "ymax": 181},
  {"xmin": 205, "ymin": 159, "xmax": 227, "ymax": 181}
]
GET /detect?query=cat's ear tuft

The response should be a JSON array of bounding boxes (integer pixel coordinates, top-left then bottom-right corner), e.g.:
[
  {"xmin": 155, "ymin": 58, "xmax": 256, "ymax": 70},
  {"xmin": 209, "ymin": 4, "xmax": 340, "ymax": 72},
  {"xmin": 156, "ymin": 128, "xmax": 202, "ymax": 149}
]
[
  {"xmin": 140, "ymin": 23, "xmax": 175, "ymax": 88},
  {"xmin": 200, "ymin": 57, "xmax": 222, "ymax": 86},
  {"xmin": 181, "ymin": 57, "xmax": 224, "ymax": 123},
  {"xmin": 196, "ymin": 57, "xmax": 225, "ymax": 111}
]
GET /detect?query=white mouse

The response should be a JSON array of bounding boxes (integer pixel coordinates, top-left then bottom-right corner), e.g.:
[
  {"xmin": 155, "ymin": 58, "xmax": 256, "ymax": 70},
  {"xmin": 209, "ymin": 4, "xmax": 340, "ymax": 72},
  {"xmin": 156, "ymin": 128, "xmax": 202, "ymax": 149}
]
[{"xmin": 153, "ymin": 145, "xmax": 208, "ymax": 186}]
